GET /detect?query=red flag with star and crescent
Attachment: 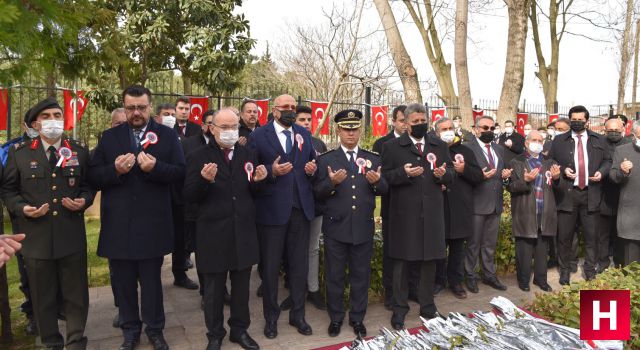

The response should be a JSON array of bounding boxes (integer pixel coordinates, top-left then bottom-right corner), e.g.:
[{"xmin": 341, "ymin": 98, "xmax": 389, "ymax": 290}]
[
  {"xmin": 0, "ymin": 89, "xmax": 8, "ymax": 131},
  {"xmin": 472, "ymin": 109, "xmax": 484, "ymax": 123},
  {"xmin": 431, "ymin": 108, "xmax": 446, "ymax": 123},
  {"xmin": 311, "ymin": 102, "xmax": 330, "ymax": 135},
  {"xmin": 516, "ymin": 113, "xmax": 528, "ymax": 136},
  {"xmin": 63, "ymin": 90, "xmax": 88, "ymax": 130},
  {"xmin": 188, "ymin": 97, "xmax": 208, "ymax": 125},
  {"xmin": 549, "ymin": 114, "xmax": 559, "ymax": 123},
  {"xmin": 254, "ymin": 99, "xmax": 270, "ymax": 126},
  {"xmin": 371, "ymin": 105, "xmax": 388, "ymax": 136}
]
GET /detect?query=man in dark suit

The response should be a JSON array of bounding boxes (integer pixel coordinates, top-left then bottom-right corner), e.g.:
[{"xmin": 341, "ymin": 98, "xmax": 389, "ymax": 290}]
[
  {"xmin": 89, "ymin": 86, "xmax": 185, "ymax": 350},
  {"xmin": 433, "ymin": 117, "xmax": 484, "ymax": 299},
  {"xmin": 247, "ymin": 94, "xmax": 317, "ymax": 339},
  {"xmin": 314, "ymin": 110, "xmax": 387, "ymax": 338},
  {"xmin": 498, "ymin": 119, "xmax": 525, "ymax": 164},
  {"xmin": 464, "ymin": 116, "xmax": 512, "ymax": 293},
  {"xmin": 175, "ymin": 96, "xmax": 202, "ymax": 139},
  {"xmin": 184, "ymin": 108, "xmax": 267, "ymax": 350},
  {"xmin": 2, "ymin": 97, "xmax": 95, "ymax": 350},
  {"xmin": 238, "ymin": 99, "xmax": 261, "ymax": 145},
  {"xmin": 371, "ymin": 105, "xmax": 411, "ymax": 308},
  {"xmin": 549, "ymin": 105, "xmax": 611, "ymax": 284},
  {"xmin": 381, "ymin": 103, "xmax": 454, "ymax": 330}
]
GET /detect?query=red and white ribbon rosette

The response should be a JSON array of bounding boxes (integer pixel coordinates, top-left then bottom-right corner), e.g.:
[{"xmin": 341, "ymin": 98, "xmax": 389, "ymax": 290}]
[
  {"xmin": 295, "ymin": 134, "xmax": 304, "ymax": 151},
  {"xmin": 545, "ymin": 170, "xmax": 552, "ymax": 186},
  {"xmin": 140, "ymin": 131, "xmax": 158, "ymax": 150},
  {"xmin": 454, "ymin": 154, "xmax": 464, "ymax": 163},
  {"xmin": 355, "ymin": 157, "xmax": 366, "ymax": 174},
  {"xmin": 426, "ymin": 153, "xmax": 437, "ymax": 170},
  {"xmin": 244, "ymin": 162, "xmax": 254, "ymax": 182},
  {"xmin": 56, "ymin": 147, "xmax": 73, "ymax": 168}
]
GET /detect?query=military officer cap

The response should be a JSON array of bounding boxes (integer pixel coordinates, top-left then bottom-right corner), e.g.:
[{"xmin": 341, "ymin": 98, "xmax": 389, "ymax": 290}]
[
  {"xmin": 26, "ymin": 97, "xmax": 62, "ymax": 125},
  {"xmin": 452, "ymin": 115, "xmax": 462, "ymax": 121},
  {"xmin": 334, "ymin": 109, "xmax": 362, "ymax": 129}
]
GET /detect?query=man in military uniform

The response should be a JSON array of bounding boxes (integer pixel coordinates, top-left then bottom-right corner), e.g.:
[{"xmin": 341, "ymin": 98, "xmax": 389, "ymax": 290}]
[
  {"xmin": 314, "ymin": 110, "xmax": 388, "ymax": 338},
  {"xmin": 1, "ymin": 97, "xmax": 95, "ymax": 350}
]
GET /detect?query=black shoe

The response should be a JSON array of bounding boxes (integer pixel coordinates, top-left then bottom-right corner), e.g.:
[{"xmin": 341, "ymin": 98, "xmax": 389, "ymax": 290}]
[
  {"xmin": 420, "ymin": 309, "xmax": 439, "ymax": 320},
  {"xmin": 173, "ymin": 277, "xmax": 199, "ymax": 290},
  {"xmin": 256, "ymin": 284, "xmax": 263, "ymax": 297},
  {"xmin": 223, "ymin": 290, "xmax": 231, "ymax": 306},
  {"xmin": 465, "ymin": 279, "xmax": 479, "ymax": 293},
  {"xmin": 112, "ymin": 313, "xmax": 120, "ymax": 328},
  {"xmin": 25, "ymin": 318, "xmax": 38, "ymax": 336},
  {"xmin": 450, "ymin": 284, "xmax": 467, "ymax": 299},
  {"xmin": 185, "ymin": 258, "xmax": 194, "ymax": 270},
  {"xmin": 289, "ymin": 319, "xmax": 312, "ymax": 336},
  {"xmin": 390, "ymin": 315, "xmax": 404, "ymax": 331},
  {"xmin": 307, "ymin": 291, "xmax": 327, "ymax": 310},
  {"xmin": 279, "ymin": 296, "xmax": 292, "ymax": 311},
  {"xmin": 148, "ymin": 334, "xmax": 169, "ymax": 350},
  {"xmin": 263, "ymin": 321, "xmax": 277, "ymax": 339},
  {"xmin": 433, "ymin": 283, "xmax": 445, "ymax": 295},
  {"xmin": 559, "ymin": 270, "xmax": 570, "ymax": 285},
  {"xmin": 229, "ymin": 332, "xmax": 259, "ymax": 350},
  {"xmin": 328, "ymin": 321, "xmax": 342, "ymax": 337},
  {"xmin": 383, "ymin": 291, "xmax": 393, "ymax": 311},
  {"xmin": 349, "ymin": 321, "xmax": 367, "ymax": 337},
  {"xmin": 533, "ymin": 280, "xmax": 553, "ymax": 292},
  {"xmin": 482, "ymin": 277, "xmax": 507, "ymax": 291},
  {"xmin": 119, "ymin": 338, "xmax": 139, "ymax": 350},
  {"xmin": 206, "ymin": 338, "xmax": 222, "ymax": 350},
  {"xmin": 584, "ymin": 272, "xmax": 596, "ymax": 281},
  {"xmin": 518, "ymin": 283, "xmax": 530, "ymax": 292}
]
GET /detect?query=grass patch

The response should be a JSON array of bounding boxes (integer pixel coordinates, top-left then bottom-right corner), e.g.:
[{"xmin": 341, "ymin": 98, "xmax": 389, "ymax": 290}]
[{"xmin": 3, "ymin": 217, "xmax": 109, "ymax": 349}]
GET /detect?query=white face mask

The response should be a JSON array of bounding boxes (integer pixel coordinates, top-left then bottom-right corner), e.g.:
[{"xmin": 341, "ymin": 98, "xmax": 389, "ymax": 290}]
[
  {"xmin": 504, "ymin": 127, "xmax": 514, "ymax": 134},
  {"xmin": 440, "ymin": 130, "xmax": 455, "ymax": 143},
  {"xmin": 540, "ymin": 132, "xmax": 547, "ymax": 139},
  {"xmin": 218, "ymin": 129, "xmax": 239, "ymax": 148},
  {"xmin": 556, "ymin": 130, "xmax": 568, "ymax": 136},
  {"xmin": 40, "ymin": 120, "xmax": 64, "ymax": 139},
  {"xmin": 161, "ymin": 115, "xmax": 176, "ymax": 129},
  {"xmin": 494, "ymin": 129, "xmax": 501, "ymax": 135},
  {"xmin": 635, "ymin": 139, "xmax": 640, "ymax": 148},
  {"xmin": 26, "ymin": 127, "xmax": 40, "ymax": 139},
  {"xmin": 524, "ymin": 129, "xmax": 531, "ymax": 136},
  {"xmin": 528, "ymin": 142, "xmax": 543, "ymax": 155}
]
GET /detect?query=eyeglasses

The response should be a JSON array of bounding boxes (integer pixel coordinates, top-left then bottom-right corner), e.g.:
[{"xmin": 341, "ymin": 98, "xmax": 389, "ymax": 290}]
[
  {"xmin": 477, "ymin": 125, "xmax": 496, "ymax": 131},
  {"xmin": 124, "ymin": 105, "xmax": 149, "ymax": 113},
  {"xmin": 204, "ymin": 121, "xmax": 214, "ymax": 126},
  {"xmin": 213, "ymin": 124, "xmax": 239, "ymax": 131},
  {"xmin": 275, "ymin": 104, "xmax": 296, "ymax": 111}
]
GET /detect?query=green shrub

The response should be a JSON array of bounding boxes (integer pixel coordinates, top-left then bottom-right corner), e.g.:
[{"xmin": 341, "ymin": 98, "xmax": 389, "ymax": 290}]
[{"xmin": 527, "ymin": 262, "xmax": 640, "ymax": 350}]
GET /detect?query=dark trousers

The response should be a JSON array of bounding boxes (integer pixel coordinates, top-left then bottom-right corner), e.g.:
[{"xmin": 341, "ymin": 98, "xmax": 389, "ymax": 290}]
[
  {"xmin": 515, "ymin": 233, "xmax": 550, "ymax": 285},
  {"xmin": 13, "ymin": 211, "xmax": 33, "ymax": 319},
  {"xmin": 108, "ymin": 260, "xmax": 119, "ymax": 308},
  {"xmin": 24, "ymin": 251, "xmax": 88, "ymax": 350},
  {"xmin": 392, "ymin": 260, "xmax": 436, "ymax": 321},
  {"xmin": 186, "ymin": 220, "xmax": 205, "ymax": 296},
  {"xmin": 0, "ymin": 264, "xmax": 10, "ymax": 342},
  {"xmin": 435, "ymin": 238, "xmax": 466, "ymax": 287},
  {"xmin": 622, "ymin": 239, "xmax": 640, "ymax": 265},
  {"xmin": 324, "ymin": 237, "xmax": 373, "ymax": 324},
  {"xmin": 258, "ymin": 208, "xmax": 310, "ymax": 323},
  {"xmin": 557, "ymin": 189, "xmax": 598, "ymax": 275},
  {"xmin": 110, "ymin": 257, "xmax": 164, "ymax": 341},
  {"xmin": 171, "ymin": 203, "xmax": 188, "ymax": 280},
  {"xmin": 203, "ymin": 267, "xmax": 251, "ymax": 341},
  {"xmin": 465, "ymin": 213, "xmax": 500, "ymax": 280},
  {"xmin": 598, "ymin": 214, "xmax": 619, "ymax": 269},
  {"xmin": 381, "ymin": 209, "xmax": 393, "ymax": 296}
]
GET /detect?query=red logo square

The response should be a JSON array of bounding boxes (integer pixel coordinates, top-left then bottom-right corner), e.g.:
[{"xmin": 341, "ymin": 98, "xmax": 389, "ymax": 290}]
[{"xmin": 580, "ymin": 290, "xmax": 630, "ymax": 340}]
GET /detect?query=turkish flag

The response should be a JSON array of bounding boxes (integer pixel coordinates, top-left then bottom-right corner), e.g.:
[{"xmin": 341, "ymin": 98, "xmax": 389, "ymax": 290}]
[
  {"xmin": 188, "ymin": 97, "xmax": 208, "ymax": 125},
  {"xmin": 626, "ymin": 120, "xmax": 633, "ymax": 136},
  {"xmin": 254, "ymin": 99, "xmax": 270, "ymax": 126},
  {"xmin": 472, "ymin": 109, "xmax": 484, "ymax": 123},
  {"xmin": 0, "ymin": 89, "xmax": 7, "ymax": 131},
  {"xmin": 516, "ymin": 113, "xmax": 528, "ymax": 136},
  {"xmin": 311, "ymin": 102, "xmax": 330, "ymax": 135},
  {"xmin": 549, "ymin": 114, "xmax": 559, "ymax": 123},
  {"xmin": 371, "ymin": 105, "xmax": 388, "ymax": 136},
  {"xmin": 63, "ymin": 90, "xmax": 88, "ymax": 130},
  {"xmin": 431, "ymin": 108, "xmax": 446, "ymax": 123}
]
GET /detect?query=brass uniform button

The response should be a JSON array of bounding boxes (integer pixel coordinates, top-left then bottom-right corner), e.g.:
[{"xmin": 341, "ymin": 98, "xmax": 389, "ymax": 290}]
[
  {"xmin": 53, "ymin": 198, "xmax": 58, "ymax": 203},
  {"xmin": 31, "ymin": 174, "xmax": 35, "ymax": 178},
  {"xmin": 352, "ymin": 196, "xmax": 356, "ymax": 199},
  {"xmin": 52, "ymin": 185, "xmax": 57, "ymax": 191},
  {"xmin": 352, "ymin": 205, "xmax": 356, "ymax": 210},
  {"xmin": 351, "ymin": 175, "xmax": 355, "ymax": 179},
  {"xmin": 352, "ymin": 185, "xmax": 356, "ymax": 189},
  {"xmin": 52, "ymin": 173, "xmax": 56, "ymax": 178},
  {"xmin": 53, "ymin": 211, "xmax": 58, "ymax": 216}
]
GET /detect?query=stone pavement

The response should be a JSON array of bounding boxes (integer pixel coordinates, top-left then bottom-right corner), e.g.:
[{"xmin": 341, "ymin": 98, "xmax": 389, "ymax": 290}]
[{"xmin": 81, "ymin": 256, "xmax": 581, "ymax": 350}]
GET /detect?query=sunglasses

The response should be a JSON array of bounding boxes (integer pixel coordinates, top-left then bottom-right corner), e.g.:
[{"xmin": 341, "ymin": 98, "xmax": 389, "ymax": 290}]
[{"xmin": 477, "ymin": 125, "xmax": 496, "ymax": 131}]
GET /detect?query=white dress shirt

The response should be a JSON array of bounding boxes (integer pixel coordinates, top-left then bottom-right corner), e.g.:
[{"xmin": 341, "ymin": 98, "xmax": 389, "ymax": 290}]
[
  {"xmin": 340, "ymin": 145, "xmax": 359, "ymax": 161},
  {"xmin": 476, "ymin": 137, "xmax": 498, "ymax": 168},
  {"xmin": 41, "ymin": 139, "xmax": 62, "ymax": 160},
  {"xmin": 572, "ymin": 131, "xmax": 590, "ymax": 187},
  {"xmin": 274, "ymin": 121, "xmax": 295, "ymax": 153}
]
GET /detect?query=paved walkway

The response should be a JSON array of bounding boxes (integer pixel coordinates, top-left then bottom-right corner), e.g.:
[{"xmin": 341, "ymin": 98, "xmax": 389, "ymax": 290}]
[{"xmin": 81, "ymin": 256, "xmax": 578, "ymax": 350}]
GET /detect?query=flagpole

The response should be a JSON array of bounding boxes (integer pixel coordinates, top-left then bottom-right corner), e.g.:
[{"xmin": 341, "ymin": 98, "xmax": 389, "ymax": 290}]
[{"xmin": 73, "ymin": 80, "xmax": 77, "ymax": 140}]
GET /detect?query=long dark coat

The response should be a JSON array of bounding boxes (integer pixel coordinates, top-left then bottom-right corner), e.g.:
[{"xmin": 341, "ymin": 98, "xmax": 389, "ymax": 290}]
[{"xmin": 381, "ymin": 133, "xmax": 454, "ymax": 261}]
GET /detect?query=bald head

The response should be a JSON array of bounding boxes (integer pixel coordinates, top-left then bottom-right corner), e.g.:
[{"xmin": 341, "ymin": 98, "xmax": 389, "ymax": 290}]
[
  {"xmin": 605, "ymin": 118, "xmax": 624, "ymax": 132},
  {"xmin": 272, "ymin": 94, "xmax": 296, "ymax": 126}
]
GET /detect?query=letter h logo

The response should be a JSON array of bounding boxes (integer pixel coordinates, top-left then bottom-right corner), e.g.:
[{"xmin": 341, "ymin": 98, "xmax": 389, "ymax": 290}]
[{"xmin": 580, "ymin": 290, "xmax": 630, "ymax": 340}]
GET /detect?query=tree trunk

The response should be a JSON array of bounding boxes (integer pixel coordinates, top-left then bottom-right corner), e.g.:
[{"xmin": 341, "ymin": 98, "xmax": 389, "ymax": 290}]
[
  {"xmin": 183, "ymin": 73, "xmax": 193, "ymax": 95},
  {"xmin": 632, "ymin": 19, "xmax": 640, "ymax": 110},
  {"xmin": 454, "ymin": 0, "xmax": 472, "ymax": 125},
  {"xmin": 497, "ymin": 0, "xmax": 529, "ymax": 123},
  {"xmin": 530, "ymin": 0, "xmax": 561, "ymax": 114},
  {"xmin": 617, "ymin": 0, "xmax": 634, "ymax": 115},
  {"xmin": 373, "ymin": 0, "xmax": 423, "ymax": 103},
  {"xmin": 45, "ymin": 73, "xmax": 57, "ymax": 98}
]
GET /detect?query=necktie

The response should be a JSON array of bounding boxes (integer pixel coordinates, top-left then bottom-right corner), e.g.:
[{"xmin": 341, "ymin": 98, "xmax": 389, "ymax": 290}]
[
  {"xmin": 485, "ymin": 144, "xmax": 495, "ymax": 169},
  {"xmin": 283, "ymin": 130, "xmax": 292, "ymax": 154},
  {"xmin": 347, "ymin": 150, "xmax": 356, "ymax": 172},
  {"xmin": 416, "ymin": 142, "xmax": 423, "ymax": 154},
  {"xmin": 223, "ymin": 148, "xmax": 232, "ymax": 164},
  {"xmin": 179, "ymin": 125, "xmax": 186, "ymax": 135},
  {"xmin": 577, "ymin": 134, "xmax": 586, "ymax": 189},
  {"xmin": 133, "ymin": 129, "xmax": 142, "ymax": 151},
  {"xmin": 48, "ymin": 146, "xmax": 58, "ymax": 169}
]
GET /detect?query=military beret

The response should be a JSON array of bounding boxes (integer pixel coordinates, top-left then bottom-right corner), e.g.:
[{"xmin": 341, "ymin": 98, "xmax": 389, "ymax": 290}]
[
  {"xmin": 334, "ymin": 109, "xmax": 362, "ymax": 129},
  {"xmin": 27, "ymin": 97, "xmax": 62, "ymax": 125},
  {"xmin": 452, "ymin": 116, "xmax": 462, "ymax": 121},
  {"xmin": 23, "ymin": 108, "xmax": 32, "ymax": 125}
]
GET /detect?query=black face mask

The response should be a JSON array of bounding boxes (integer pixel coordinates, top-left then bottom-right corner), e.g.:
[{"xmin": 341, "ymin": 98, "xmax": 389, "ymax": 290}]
[
  {"xmin": 606, "ymin": 131, "xmax": 623, "ymax": 143},
  {"xmin": 479, "ymin": 131, "xmax": 494, "ymax": 143},
  {"xmin": 278, "ymin": 111, "xmax": 296, "ymax": 127},
  {"xmin": 570, "ymin": 120, "xmax": 586, "ymax": 133},
  {"xmin": 410, "ymin": 123, "xmax": 429, "ymax": 139}
]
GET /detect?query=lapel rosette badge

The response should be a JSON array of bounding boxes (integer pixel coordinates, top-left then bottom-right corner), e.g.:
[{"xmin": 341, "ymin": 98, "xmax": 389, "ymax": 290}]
[
  {"xmin": 355, "ymin": 157, "xmax": 367, "ymax": 174},
  {"xmin": 244, "ymin": 162, "xmax": 254, "ymax": 182},
  {"xmin": 454, "ymin": 153, "xmax": 464, "ymax": 162},
  {"xmin": 140, "ymin": 131, "xmax": 158, "ymax": 150},
  {"xmin": 545, "ymin": 170, "xmax": 552, "ymax": 186},
  {"xmin": 295, "ymin": 133, "xmax": 304, "ymax": 152},
  {"xmin": 426, "ymin": 153, "xmax": 437, "ymax": 170},
  {"xmin": 56, "ymin": 147, "xmax": 73, "ymax": 169}
]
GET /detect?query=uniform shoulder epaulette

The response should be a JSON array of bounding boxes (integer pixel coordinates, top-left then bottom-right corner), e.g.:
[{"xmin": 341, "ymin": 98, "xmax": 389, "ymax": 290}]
[
  {"xmin": 361, "ymin": 148, "xmax": 379, "ymax": 156},
  {"xmin": 14, "ymin": 141, "xmax": 26, "ymax": 150},
  {"xmin": 67, "ymin": 138, "xmax": 87, "ymax": 149},
  {"xmin": 318, "ymin": 149, "xmax": 337, "ymax": 158}
]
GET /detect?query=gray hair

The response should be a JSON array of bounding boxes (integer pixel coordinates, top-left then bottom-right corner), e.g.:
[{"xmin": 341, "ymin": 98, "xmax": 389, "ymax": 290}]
[
  {"xmin": 434, "ymin": 117, "xmax": 452, "ymax": 132},
  {"xmin": 555, "ymin": 117, "xmax": 571, "ymax": 127},
  {"xmin": 404, "ymin": 103, "xmax": 426, "ymax": 118},
  {"xmin": 474, "ymin": 116, "xmax": 495, "ymax": 127},
  {"xmin": 525, "ymin": 129, "xmax": 542, "ymax": 141},
  {"xmin": 111, "ymin": 108, "xmax": 125, "ymax": 118}
]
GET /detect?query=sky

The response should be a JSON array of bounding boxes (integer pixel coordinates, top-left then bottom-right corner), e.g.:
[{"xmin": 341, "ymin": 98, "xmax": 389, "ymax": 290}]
[{"xmin": 239, "ymin": 0, "xmax": 628, "ymax": 108}]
